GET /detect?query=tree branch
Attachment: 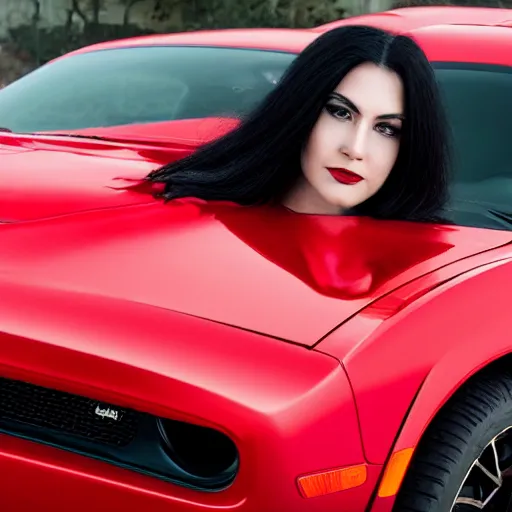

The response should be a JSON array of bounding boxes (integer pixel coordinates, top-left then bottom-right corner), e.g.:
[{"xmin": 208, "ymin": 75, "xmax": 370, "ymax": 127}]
[
  {"xmin": 123, "ymin": 0, "xmax": 146, "ymax": 25},
  {"xmin": 71, "ymin": 0, "xmax": 89, "ymax": 25}
]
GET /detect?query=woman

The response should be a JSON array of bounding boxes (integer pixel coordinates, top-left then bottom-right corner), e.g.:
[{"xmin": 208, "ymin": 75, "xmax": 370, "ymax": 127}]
[{"xmin": 144, "ymin": 25, "xmax": 450, "ymax": 222}]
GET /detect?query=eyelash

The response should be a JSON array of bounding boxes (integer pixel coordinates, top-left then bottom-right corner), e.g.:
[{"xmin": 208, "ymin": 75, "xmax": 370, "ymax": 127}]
[{"xmin": 325, "ymin": 103, "xmax": 401, "ymax": 138}]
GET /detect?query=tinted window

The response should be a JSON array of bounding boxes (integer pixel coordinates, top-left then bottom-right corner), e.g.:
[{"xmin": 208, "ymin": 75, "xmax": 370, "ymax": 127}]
[
  {"xmin": 434, "ymin": 64, "xmax": 512, "ymax": 231},
  {"xmin": 0, "ymin": 46, "xmax": 295, "ymax": 132}
]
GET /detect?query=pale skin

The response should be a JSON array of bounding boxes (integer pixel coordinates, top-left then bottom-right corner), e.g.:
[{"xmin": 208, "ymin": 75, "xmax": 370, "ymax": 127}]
[{"xmin": 282, "ymin": 62, "xmax": 405, "ymax": 215}]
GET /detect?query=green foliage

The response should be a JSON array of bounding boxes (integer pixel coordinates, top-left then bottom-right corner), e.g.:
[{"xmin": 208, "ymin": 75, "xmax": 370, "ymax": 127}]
[
  {"xmin": 156, "ymin": 0, "xmax": 346, "ymax": 30},
  {"xmin": 7, "ymin": 23, "xmax": 155, "ymax": 65}
]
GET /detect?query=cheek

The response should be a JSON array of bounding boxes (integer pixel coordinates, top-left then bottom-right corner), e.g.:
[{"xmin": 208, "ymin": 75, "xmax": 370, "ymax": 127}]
[
  {"xmin": 301, "ymin": 131, "xmax": 321, "ymax": 177},
  {"xmin": 368, "ymin": 136, "xmax": 400, "ymax": 182},
  {"xmin": 302, "ymin": 117, "xmax": 343, "ymax": 171}
]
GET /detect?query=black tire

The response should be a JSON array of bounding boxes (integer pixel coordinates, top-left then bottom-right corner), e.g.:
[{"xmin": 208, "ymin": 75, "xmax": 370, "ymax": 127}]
[{"xmin": 393, "ymin": 371, "xmax": 512, "ymax": 511}]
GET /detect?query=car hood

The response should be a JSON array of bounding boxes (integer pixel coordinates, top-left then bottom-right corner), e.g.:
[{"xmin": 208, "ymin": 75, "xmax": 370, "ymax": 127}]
[
  {"xmin": 0, "ymin": 118, "xmax": 237, "ymax": 222},
  {"xmin": 0, "ymin": 199, "xmax": 510, "ymax": 346}
]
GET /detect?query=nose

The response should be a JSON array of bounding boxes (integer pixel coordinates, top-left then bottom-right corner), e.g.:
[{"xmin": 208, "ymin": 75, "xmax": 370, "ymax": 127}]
[{"xmin": 340, "ymin": 123, "xmax": 368, "ymax": 161}]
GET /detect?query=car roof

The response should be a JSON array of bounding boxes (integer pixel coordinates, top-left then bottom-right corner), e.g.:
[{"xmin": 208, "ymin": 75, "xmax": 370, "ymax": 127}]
[
  {"xmin": 313, "ymin": 6, "xmax": 512, "ymax": 33},
  {"xmin": 60, "ymin": 28, "xmax": 318, "ymax": 58},
  {"xmin": 56, "ymin": 7, "xmax": 512, "ymax": 68},
  {"xmin": 411, "ymin": 23, "xmax": 512, "ymax": 67}
]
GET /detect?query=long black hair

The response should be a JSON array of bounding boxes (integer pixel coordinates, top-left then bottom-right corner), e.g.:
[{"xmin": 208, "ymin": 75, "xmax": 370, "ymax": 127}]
[{"xmin": 146, "ymin": 25, "xmax": 451, "ymax": 222}]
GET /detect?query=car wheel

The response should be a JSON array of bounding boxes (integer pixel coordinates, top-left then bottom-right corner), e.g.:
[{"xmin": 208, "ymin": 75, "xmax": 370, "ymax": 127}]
[{"xmin": 393, "ymin": 371, "xmax": 512, "ymax": 511}]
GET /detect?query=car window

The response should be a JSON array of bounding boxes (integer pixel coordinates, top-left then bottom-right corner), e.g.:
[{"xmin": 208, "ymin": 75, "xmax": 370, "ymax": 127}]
[
  {"xmin": 0, "ymin": 46, "xmax": 296, "ymax": 132},
  {"xmin": 434, "ymin": 64, "xmax": 512, "ymax": 231}
]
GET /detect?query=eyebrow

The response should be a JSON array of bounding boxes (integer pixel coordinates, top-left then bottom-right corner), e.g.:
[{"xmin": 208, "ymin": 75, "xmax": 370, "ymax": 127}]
[{"xmin": 328, "ymin": 92, "xmax": 404, "ymax": 121}]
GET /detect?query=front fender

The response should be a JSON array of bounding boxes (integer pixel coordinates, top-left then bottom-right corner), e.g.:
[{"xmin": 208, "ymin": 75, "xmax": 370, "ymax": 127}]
[
  {"xmin": 367, "ymin": 257, "xmax": 512, "ymax": 510},
  {"xmin": 317, "ymin": 255, "xmax": 512, "ymax": 471}
]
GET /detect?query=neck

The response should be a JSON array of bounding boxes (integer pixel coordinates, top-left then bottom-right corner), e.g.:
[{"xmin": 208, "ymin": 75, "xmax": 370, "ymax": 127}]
[{"xmin": 282, "ymin": 176, "xmax": 345, "ymax": 216}]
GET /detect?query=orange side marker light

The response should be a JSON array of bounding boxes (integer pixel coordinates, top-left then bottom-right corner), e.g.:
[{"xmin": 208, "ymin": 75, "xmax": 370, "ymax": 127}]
[
  {"xmin": 378, "ymin": 447, "xmax": 414, "ymax": 498},
  {"xmin": 297, "ymin": 464, "xmax": 367, "ymax": 498}
]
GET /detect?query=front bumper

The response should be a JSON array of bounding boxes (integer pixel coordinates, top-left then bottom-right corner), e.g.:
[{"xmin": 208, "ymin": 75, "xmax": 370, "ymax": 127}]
[{"xmin": 0, "ymin": 433, "xmax": 384, "ymax": 511}]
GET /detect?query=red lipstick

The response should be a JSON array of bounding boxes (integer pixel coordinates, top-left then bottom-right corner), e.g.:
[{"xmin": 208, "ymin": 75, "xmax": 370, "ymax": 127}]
[{"xmin": 327, "ymin": 168, "xmax": 363, "ymax": 185}]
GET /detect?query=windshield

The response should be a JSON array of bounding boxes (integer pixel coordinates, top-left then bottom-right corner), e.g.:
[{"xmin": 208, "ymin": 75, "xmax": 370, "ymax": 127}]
[
  {"xmin": 0, "ymin": 46, "xmax": 295, "ymax": 132},
  {"xmin": 433, "ymin": 63, "xmax": 512, "ymax": 231}
]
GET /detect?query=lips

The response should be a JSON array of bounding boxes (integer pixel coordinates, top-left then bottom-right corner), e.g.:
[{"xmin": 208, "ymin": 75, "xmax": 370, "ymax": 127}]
[{"xmin": 327, "ymin": 168, "xmax": 363, "ymax": 185}]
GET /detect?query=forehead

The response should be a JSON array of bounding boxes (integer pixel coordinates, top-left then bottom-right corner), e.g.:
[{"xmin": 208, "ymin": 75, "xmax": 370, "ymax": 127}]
[{"xmin": 334, "ymin": 62, "xmax": 404, "ymax": 115}]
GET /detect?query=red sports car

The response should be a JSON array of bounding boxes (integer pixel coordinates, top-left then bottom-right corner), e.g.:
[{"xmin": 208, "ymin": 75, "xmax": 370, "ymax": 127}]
[{"xmin": 0, "ymin": 8, "xmax": 512, "ymax": 512}]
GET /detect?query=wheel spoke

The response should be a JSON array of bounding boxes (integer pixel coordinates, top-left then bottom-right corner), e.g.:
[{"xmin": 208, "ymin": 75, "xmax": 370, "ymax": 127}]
[
  {"xmin": 491, "ymin": 439, "xmax": 502, "ymax": 480},
  {"xmin": 452, "ymin": 427, "xmax": 512, "ymax": 512},
  {"xmin": 453, "ymin": 496, "xmax": 484, "ymax": 509},
  {"xmin": 475, "ymin": 460, "xmax": 501, "ymax": 487}
]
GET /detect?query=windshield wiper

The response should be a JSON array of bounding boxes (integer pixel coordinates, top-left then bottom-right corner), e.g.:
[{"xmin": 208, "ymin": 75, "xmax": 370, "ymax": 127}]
[
  {"xmin": 25, "ymin": 132, "xmax": 108, "ymax": 140},
  {"xmin": 486, "ymin": 208, "xmax": 512, "ymax": 228}
]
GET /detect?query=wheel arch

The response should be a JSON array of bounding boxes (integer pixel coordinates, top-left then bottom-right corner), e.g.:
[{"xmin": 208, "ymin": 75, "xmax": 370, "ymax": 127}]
[{"xmin": 374, "ymin": 350, "xmax": 512, "ymax": 508}]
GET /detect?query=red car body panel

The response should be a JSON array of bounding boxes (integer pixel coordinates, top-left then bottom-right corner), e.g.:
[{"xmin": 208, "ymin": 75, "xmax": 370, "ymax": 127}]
[
  {"xmin": 1, "ymin": 199, "xmax": 510, "ymax": 345},
  {"xmin": 43, "ymin": 117, "xmax": 241, "ymax": 145},
  {"xmin": 0, "ymin": 433, "xmax": 381, "ymax": 512},
  {"xmin": 317, "ymin": 250, "xmax": 512, "ymax": 458},
  {"xmin": 55, "ymin": 28, "xmax": 317, "ymax": 60},
  {"xmin": 0, "ymin": 117, "xmax": 240, "ymax": 222},
  {"xmin": 317, "ymin": 251, "xmax": 512, "ymax": 510},
  {"xmin": 0, "ymin": 280, "xmax": 372, "ymax": 511},
  {"xmin": 412, "ymin": 24, "xmax": 512, "ymax": 66},
  {"xmin": 314, "ymin": 5, "xmax": 512, "ymax": 33},
  {"xmin": 1, "ymin": 11, "xmax": 512, "ymax": 512},
  {"xmin": 0, "ymin": 201, "xmax": 511, "ymax": 511}
]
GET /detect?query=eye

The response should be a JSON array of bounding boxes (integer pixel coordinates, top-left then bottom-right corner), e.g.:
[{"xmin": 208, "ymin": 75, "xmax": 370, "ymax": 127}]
[
  {"xmin": 376, "ymin": 123, "xmax": 401, "ymax": 138},
  {"xmin": 325, "ymin": 103, "xmax": 352, "ymax": 121}
]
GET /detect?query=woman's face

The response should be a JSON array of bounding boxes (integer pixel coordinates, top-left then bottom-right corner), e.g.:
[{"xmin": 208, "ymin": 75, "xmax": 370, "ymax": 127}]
[{"xmin": 285, "ymin": 62, "xmax": 404, "ymax": 215}]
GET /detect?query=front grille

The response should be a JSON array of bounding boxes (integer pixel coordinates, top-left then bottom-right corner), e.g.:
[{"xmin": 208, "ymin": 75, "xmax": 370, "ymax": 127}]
[
  {"xmin": 0, "ymin": 375, "xmax": 238, "ymax": 491},
  {"xmin": 0, "ymin": 377, "xmax": 138, "ymax": 447}
]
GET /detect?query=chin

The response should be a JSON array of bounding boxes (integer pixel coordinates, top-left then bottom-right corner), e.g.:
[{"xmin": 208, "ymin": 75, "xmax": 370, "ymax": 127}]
[{"xmin": 325, "ymin": 197, "xmax": 362, "ymax": 214}]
